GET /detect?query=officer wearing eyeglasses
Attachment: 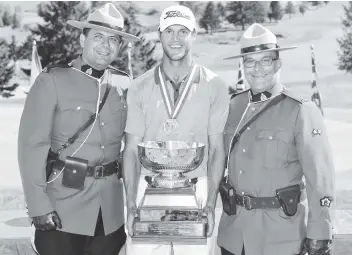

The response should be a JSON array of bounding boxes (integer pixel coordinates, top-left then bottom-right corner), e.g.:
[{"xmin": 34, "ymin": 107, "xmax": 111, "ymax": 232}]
[{"xmin": 216, "ymin": 23, "xmax": 335, "ymax": 255}]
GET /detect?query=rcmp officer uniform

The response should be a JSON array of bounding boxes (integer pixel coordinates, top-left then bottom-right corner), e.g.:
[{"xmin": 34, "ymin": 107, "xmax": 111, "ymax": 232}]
[
  {"xmin": 217, "ymin": 24, "xmax": 335, "ymax": 255},
  {"xmin": 18, "ymin": 4, "xmax": 139, "ymax": 255}
]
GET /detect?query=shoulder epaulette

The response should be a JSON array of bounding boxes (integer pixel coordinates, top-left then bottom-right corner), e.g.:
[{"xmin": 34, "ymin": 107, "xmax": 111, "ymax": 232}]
[
  {"xmin": 108, "ymin": 65, "xmax": 130, "ymax": 78},
  {"xmin": 282, "ymin": 89, "xmax": 307, "ymax": 104},
  {"xmin": 42, "ymin": 63, "xmax": 72, "ymax": 73},
  {"xmin": 230, "ymin": 88, "xmax": 250, "ymax": 99}
]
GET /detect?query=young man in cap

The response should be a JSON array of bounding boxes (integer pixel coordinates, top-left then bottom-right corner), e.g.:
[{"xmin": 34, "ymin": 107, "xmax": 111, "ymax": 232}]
[
  {"xmin": 217, "ymin": 23, "xmax": 335, "ymax": 255},
  {"xmin": 123, "ymin": 5, "xmax": 229, "ymax": 255},
  {"xmin": 18, "ymin": 3, "xmax": 139, "ymax": 255}
]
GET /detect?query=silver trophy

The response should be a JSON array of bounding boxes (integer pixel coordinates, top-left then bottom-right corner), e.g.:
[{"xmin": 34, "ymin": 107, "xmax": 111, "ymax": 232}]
[{"xmin": 132, "ymin": 141, "xmax": 207, "ymax": 244}]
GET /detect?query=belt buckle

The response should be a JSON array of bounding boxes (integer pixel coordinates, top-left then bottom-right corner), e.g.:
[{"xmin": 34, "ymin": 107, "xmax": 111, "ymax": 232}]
[
  {"xmin": 242, "ymin": 195, "xmax": 253, "ymax": 210},
  {"xmin": 94, "ymin": 166, "xmax": 104, "ymax": 179}
]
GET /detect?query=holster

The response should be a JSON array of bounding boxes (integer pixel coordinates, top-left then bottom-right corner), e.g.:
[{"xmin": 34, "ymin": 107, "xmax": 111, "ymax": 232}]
[
  {"xmin": 46, "ymin": 149, "xmax": 58, "ymax": 181},
  {"xmin": 276, "ymin": 184, "xmax": 301, "ymax": 216},
  {"xmin": 219, "ymin": 176, "xmax": 236, "ymax": 215},
  {"xmin": 61, "ymin": 156, "xmax": 88, "ymax": 190}
]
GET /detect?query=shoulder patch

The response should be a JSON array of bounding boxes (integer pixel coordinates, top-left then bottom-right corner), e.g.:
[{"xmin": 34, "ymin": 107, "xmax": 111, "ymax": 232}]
[
  {"xmin": 42, "ymin": 63, "xmax": 72, "ymax": 73},
  {"xmin": 282, "ymin": 89, "xmax": 307, "ymax": 104},
  {"xmin": 230, "ymin": 88, "xmax": 250, "ymax": 99},
  {"xmin": 108, "ymin": 65, "xmax": 130, "ymax": 78}
]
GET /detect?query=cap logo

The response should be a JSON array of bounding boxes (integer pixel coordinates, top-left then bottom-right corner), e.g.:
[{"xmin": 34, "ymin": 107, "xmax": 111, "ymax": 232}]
[{"xmin": 164, "ymin": 10, "xmax": 191, "ymax": 20}]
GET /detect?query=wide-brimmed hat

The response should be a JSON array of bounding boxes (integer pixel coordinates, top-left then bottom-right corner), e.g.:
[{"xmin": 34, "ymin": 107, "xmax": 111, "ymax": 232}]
[
  {"xmin": 67, "ymin": 3, "xmax": 140, "ymax": 42},
  {"xmin": 224, "ymin": 23, "xmax": 297, "ymax": 60},
  {"xmin": 159, "ymin": 5, "xmax": 197, "ymax": 32}
]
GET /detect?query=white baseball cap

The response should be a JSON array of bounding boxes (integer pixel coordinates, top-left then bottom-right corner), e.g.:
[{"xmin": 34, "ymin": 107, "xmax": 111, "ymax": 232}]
[{"xmin": 159, "ymin": 5, "xmax": 196, "ymax": 32}]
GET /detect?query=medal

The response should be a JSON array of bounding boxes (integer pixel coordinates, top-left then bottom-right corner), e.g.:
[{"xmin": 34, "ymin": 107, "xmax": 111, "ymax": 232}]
[
  {"xmin": 164, "ymin": 118, "xmax": 179, "ymax": 134},
  {"xmin": 156, "ymin": 64, "xmax": 198, "ymax": 135}
]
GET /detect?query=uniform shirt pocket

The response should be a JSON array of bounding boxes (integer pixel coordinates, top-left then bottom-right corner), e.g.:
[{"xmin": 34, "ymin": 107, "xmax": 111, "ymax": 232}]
[
  {"xmin": 57, "ymin": 101, "xmax": 94, "ymax": 137},
  {"xmin": 256, "ymin": 129, "xmax": 290, "ymax": 169}
]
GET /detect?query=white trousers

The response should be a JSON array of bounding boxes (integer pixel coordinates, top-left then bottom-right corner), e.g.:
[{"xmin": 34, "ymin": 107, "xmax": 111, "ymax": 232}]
[{"xmin": 125, "ymin": 176, "xmax": 217, "ymax": 255}]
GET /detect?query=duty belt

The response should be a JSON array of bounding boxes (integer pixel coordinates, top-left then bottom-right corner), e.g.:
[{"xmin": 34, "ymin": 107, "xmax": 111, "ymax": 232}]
[
  {"xmin": 54, "ymin": 159, "xmax": 119, "ymax": 179},
  {"xmin": 235, "ymin": 190, "xmax": 306, "ymax": 210},
  {"xmin": 235, "ymin": 194, "xmax": 282, "ymax": 210}
]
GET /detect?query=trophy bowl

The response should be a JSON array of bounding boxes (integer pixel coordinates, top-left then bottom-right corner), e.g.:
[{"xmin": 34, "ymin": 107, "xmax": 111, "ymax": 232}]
[{"xmin": 138, "ymin": 141, "xmax": 205, "ymax": 188}]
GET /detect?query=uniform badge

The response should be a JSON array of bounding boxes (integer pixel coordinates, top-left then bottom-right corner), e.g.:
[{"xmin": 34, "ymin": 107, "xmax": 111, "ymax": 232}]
[
  {"xmin": 320, "ymin": 196, "xmax": 332, "ymax": 207},
  {"xmin": 312, "ymin": 129, "xmax": 322, "ymax": 136}
]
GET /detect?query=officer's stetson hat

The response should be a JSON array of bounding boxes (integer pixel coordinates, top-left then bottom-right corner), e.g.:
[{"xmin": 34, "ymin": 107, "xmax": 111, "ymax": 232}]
[
  {"xmin": 67, "ymin": 3, "xmax": 140, "ymax": 42},
  {"xmin": 224, "ymin": 23, "xmax": 297, "ymax": 60}
]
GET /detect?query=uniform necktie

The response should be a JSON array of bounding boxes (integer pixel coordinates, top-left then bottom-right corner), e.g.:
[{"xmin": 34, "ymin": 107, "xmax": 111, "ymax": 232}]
[
  {"xmin": 251, "ymin": 90, "xmax": 272, "ymax": 102},
  {"xmin": 81, "ymin": 65, "xmax": 105, "ymax": 79}
]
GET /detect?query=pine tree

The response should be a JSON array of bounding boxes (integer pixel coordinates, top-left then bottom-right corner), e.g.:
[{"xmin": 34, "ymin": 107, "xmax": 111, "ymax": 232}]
[
  {"xmin": 0, "ymin": 39, "xmax": 15, "ymax": 97},
  {"xmin": 11, "ymin": 11, "xmax": 22, "ymax": 29},
  {"xmin": 2, "ymin": 5, "xmax": 13, "ymax": 26},
  {"xmin": 309, "ymin": 1, "xmax": 322, "ymax": 9},
  {"xmin": 18, "ymin": 2, "xmax": 89, "ymax": 68},
  {"xmin": 337, "ymin": 2, "xmax": 352, "ymax": 73},
  {"xmin": 179, "ymin": 1, "xmax": 205, "ymax": 19},
  {"xmin": 285, "ymin": 1, "xmax": 296, "ymax": 19},
  {"xmin": 9, "ymin": 36, "xmax": 17, "ymax": 61},
  {"xmin": 299, "ymin": 3, "xmax": 307, "ymax": 16},
  {"xmin": 113, "ymin": 4, "xmax": 157, "ymax": 77},
  {"xmin": 199, "ymin": 2, "xmax": 220, "ymax": 34},
  {"xmin": 216, "ymin": 2, "xmax": 226, "ymax": 20},
  {"xmin": 268, "ymin": 1, "xmax": 283, "ymax": 22},
  {"xmin": 226, "ymin": 2, "xmax": 267, "ymax": 30},
  {"xmin": 17, "ymin": 1, "xmax": 157, "ymax": 77}
]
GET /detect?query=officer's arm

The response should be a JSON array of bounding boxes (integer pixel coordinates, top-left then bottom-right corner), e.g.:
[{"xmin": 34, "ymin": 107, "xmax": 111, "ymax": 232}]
[
  {"xmin": 206, "ymin": 76, "xmax": 230, "ymax": 209},
  {"xmin": 18, "ymin": 72, "xmax": 57, "ymax": 217},
  {"xmin": 294, "ymin": 102, "xmax": 335, "ymax": 240},
  {"xmin": 123, "ymin": 133, "xmax": 142, "ymax": 210}
]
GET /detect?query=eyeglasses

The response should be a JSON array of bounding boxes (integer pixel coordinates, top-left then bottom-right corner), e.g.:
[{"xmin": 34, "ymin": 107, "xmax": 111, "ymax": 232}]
[{"xmin": 243, "ymin": 57, "xmax": 278, "ymax": 68}]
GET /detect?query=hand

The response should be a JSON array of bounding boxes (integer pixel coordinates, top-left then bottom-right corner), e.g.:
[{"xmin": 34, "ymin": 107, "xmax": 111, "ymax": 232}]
[
  {"xmin": 32, "ymin": 211, "xmax": 62, "ymax": 231},
  {"xmin": 297, "ymin": 238, "xmax": 332, "ymax": 255},
  {"xmin": 202, "ymin": 206, "xmax": 215, "ymax": 237},
  {"xmin": 127, "ymin": 206, "xmax": 138, "ymax": 237}
]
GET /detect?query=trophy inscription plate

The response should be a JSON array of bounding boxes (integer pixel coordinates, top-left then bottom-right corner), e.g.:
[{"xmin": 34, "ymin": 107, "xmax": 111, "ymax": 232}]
[{"xmin": 133, "ymin": 141, "xmax": 207, "ymax": 245}]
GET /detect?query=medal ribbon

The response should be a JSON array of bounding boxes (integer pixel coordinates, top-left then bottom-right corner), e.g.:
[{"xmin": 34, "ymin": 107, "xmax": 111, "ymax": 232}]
[{"xmin": 157, "ymin": 64, "xmax": 198, "ymax": 119}]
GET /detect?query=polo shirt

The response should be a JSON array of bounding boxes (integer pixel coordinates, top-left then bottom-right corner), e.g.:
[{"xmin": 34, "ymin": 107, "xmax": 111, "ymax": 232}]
[{"xmin": 125, "ymin": 64, "xmax": 229, "ymax": 178}]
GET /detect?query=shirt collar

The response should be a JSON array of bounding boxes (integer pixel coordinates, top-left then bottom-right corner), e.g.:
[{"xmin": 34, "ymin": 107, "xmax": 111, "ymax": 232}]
[
  {"xmin": 71, "ymin": 55, "xmax": 106, "ymax": 79},
  {"xmin": 154, "ymin": 63, "xmax": 200, "ymax": 86}
]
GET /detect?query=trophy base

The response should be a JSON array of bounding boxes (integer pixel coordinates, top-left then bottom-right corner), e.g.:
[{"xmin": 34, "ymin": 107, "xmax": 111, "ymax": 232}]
[
  {"xmin": 133, "ymin": 221, "xmax": 206, "ymax": 245},
  {"xmin": 132, "ymin": 235, "xmax": 207, "ymax": 245},
  {"xmin": 133, "ymin": 184, "xmax": 207, "ymax": 245}
]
